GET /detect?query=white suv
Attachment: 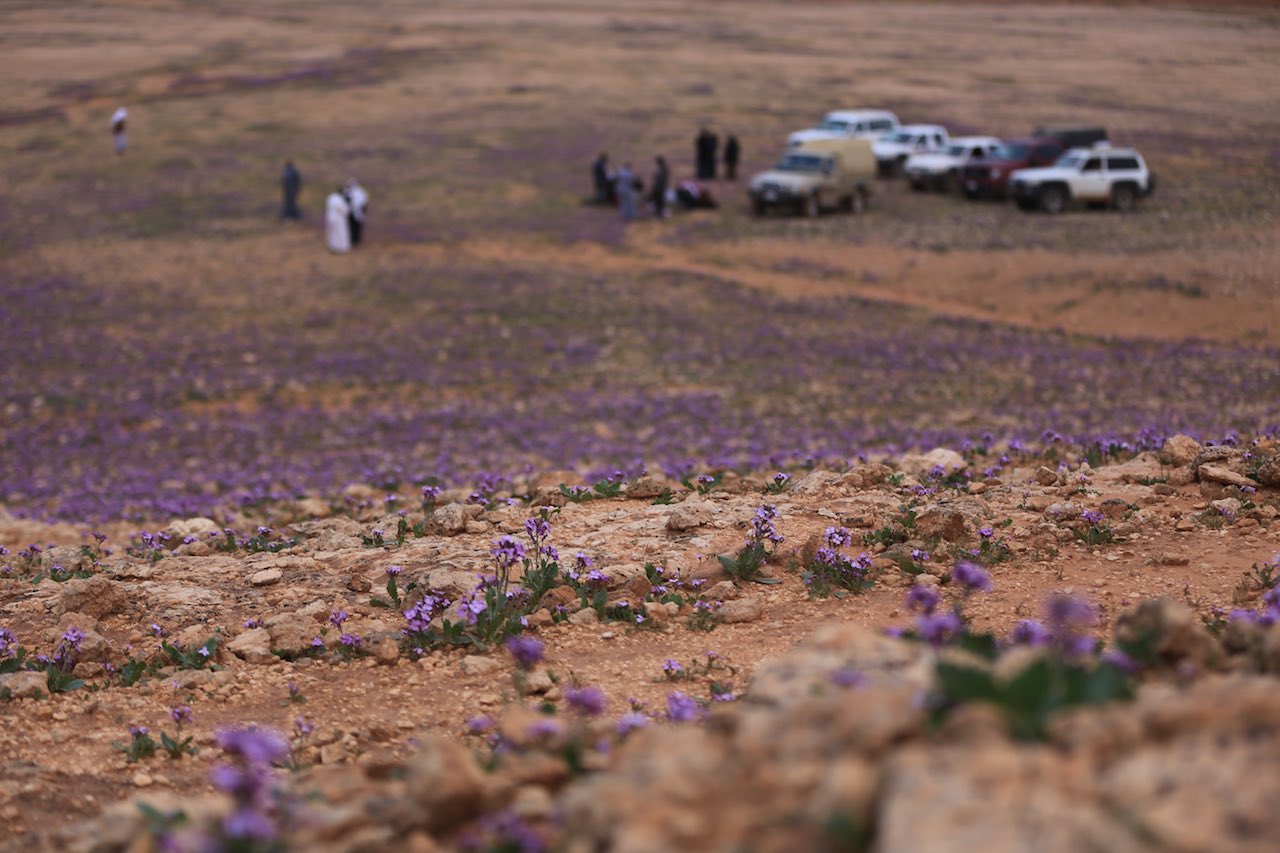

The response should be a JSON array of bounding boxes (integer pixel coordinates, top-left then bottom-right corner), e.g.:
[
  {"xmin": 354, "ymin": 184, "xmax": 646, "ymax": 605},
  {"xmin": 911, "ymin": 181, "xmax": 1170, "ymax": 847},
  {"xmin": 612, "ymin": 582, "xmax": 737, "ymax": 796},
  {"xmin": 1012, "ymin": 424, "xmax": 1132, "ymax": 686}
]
[
  {"xmin": 872, "ymin": 125, "xmax": 949, "ymax": 176},
  {"xmin": 1010, "ymin": 145, "xmax": 1155, "ymax": 213},
  {"xmin": 787, "ymin": 109, "xmax": 899, "ymax": 148},
  {"xmin": 903, "ymin": 136, "xmax": 1002, "ymax": 192}
]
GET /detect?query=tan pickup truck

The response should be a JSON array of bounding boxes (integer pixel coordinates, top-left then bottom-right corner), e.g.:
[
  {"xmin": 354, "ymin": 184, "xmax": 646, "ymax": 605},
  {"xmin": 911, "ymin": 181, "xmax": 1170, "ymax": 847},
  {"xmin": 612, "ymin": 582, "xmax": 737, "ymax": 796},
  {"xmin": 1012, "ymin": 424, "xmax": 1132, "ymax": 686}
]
[{"xmin": 748, "ymin": 138, "xmax": 875, "ymax": 217}]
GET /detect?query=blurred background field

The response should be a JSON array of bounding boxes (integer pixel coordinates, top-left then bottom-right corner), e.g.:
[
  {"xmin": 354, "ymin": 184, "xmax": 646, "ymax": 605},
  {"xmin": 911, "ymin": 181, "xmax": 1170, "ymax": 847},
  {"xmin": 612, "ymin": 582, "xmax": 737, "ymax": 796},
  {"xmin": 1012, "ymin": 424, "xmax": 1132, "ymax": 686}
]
[{"xmin": 2, "ymin": 0, "xmax": 1278, "ymax": 523}]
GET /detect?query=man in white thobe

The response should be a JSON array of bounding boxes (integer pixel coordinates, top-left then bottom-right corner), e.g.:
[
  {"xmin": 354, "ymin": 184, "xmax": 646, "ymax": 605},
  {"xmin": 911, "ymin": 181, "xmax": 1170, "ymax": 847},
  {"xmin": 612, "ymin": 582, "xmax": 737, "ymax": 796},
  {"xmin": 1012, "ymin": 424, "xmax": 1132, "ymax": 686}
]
[
  {"xmin": 345, "ymin": 180, "xmax": 369, "ymax": 247},
  {"xmin": 111, "ymin": 107, "xmax": 128, "ymax": 155},
  {"xmin": 326, "ymin": 188, "xmax": 351, "ymax": 253}
]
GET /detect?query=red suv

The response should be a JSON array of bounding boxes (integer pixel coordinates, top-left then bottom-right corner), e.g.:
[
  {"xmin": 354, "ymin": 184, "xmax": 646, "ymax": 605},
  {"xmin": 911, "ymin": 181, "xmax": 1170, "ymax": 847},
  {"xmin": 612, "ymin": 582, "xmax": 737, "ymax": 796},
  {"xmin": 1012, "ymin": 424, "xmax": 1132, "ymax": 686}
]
[{"xmin": 961, "ymin": 137, "xmax": 1064, "ymax": 199}]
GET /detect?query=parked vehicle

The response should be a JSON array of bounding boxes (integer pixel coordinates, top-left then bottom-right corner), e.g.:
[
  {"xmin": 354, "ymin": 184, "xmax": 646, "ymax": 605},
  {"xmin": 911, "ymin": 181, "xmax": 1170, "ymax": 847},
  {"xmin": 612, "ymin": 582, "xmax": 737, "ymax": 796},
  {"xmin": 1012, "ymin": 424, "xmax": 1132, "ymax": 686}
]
[
  {"xmin": 787, "ymin": 109, "xmax": 899, "ymax": 148},
  {"xmin": 872, "ymin": 125, "xmax": 948, "ymax": 176},
  {"xmin": 1010, "ymin": 145, "xmax": 1155, "ymax": 213},
  {"xmin": 961, "ymin": 137, "xmax": 1065, "ymax": 199},
  {"xmin": 748, "ymin": 138, "xmax": 875, "ymax": 217},
  {"xmin": 1033, "ymin": 125, "xmax": 1108, "ymax": 150},
  {"xmin": 903, "ymin": 136, "xmax": 1002, "ymax": 192}
]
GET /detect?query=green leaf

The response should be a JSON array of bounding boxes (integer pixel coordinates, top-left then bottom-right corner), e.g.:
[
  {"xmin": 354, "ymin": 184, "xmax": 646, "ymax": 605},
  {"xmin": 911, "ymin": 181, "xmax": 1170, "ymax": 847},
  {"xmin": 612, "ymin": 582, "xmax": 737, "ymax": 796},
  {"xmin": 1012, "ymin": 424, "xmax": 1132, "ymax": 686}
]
[
  {"xmin": 935, "ymin": 662, "xmax": 1001, "ymax": 703},
  {"xmin": 751, "ymin": 576, "xmax": 783, "ymax": 585}
]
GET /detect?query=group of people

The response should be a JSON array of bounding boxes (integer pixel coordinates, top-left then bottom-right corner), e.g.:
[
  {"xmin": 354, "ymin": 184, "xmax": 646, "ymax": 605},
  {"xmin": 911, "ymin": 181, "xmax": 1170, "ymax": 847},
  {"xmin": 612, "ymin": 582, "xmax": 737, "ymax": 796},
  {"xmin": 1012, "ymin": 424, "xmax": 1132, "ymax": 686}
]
[
  {"xmin": 276, "ymin": 161, "xmax": 369, "ymax": 254},
  {"xmin": 591, "ymin": 127, "xmax": 738, "ymax": 222},
  {"xmin": 324, "ymin": 179, "xmax": 369, "ymax": 254},
  {"xmin": 695, "ymin": 127, "xmax": 740, "ymax": 181}
]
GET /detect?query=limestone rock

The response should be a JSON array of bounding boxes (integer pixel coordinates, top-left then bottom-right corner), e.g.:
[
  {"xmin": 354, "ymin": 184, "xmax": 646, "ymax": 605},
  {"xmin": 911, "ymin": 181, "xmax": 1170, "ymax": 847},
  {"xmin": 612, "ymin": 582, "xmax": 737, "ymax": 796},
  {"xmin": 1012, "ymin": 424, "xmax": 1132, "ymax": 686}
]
[
  {"xmin": 458, "ymin": 655, "xmax": 501, "ymax": 676},
  {"xmin": 0, "ymin": 670, "xmax": 48, "ymax": 698},
  {"xmin": 1113, "ymin": 597, "xmax": 1221, "ymax": 671},
  {"xmin": 1034, "ymin": 466, "xmax": 1060, "ymax": 486},
  {"xmin": 626, "ymin": 476, "xmax": 670, "ymax": 499},
  {"xmin": 914, "ymin": 505, "xmax": 968, "ymax": 541},
  {"xmin": 1160, "ymin": 434, "xmax": 1201, "ymax": 467},
  {"xmin": 1256, "ymin": 455, "xmax": 1280, "ymax": 487},
  {"xmin": 720, "ymin": 597, "xmax": 761, "ymax": 624},
  {"xmin": 432, "ymin": 503, "xmax": 469, "ymax": 535},
  {"xmin": 266, "ymin": 611, "xmax": 322, "ymax": 653},
  {"xmin": 667, "ymin": 502, "xmax": 712, "ymax": 532},
  {"xmin": 405, "ymin": 736, "xmax": 487, "ymax": 833},
  {"xmin": 1190, "ymin": 445, "xmax": 1241, "ymax": 476},
  {"xmin": 58, "ymin": 575, "xmax": 128, "ymax": 619},
  {"xmin": 374, "ymin": 637, "xmax": 400, "ymax": 666},
  {"xmin": 838, "ymin": 463, "xmax": 891, "ymax": 491},
  {"xmin": 425, "ymin": 569, "xmax": 482, "ymax": 597},
  {"xmin": 249, "ymin": 568, "xmax": 282, "ymax": 587},
  {"xmin": 1197, "ymin": 463, "xmax": 1251, "ymax": 488},
  {"xmin": 898, "ymin": 448, "xmax": 966, "ymax": 478},
  {"xmin": 227, "ymin": 628, "xmax": 276, "ymax": 665}
]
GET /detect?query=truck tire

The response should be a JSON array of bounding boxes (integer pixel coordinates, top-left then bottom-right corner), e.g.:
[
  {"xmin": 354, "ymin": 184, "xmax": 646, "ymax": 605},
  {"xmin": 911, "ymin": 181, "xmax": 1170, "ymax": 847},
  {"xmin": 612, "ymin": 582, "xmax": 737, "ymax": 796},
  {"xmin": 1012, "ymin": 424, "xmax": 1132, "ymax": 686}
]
[
  {"xmin": 804, "ymin": 193, "xmax": 820, "ymax": 218},
  {"xmin": 942, "ymin": 170, "xmax": 959, "ymax": 194},
  {"xmin": 1038, "ymin": 185, "xmax": 1067, "ymax": 214},
  {"xmin": 1111, "ymin": 183, "xmax": 1136, "ymax": 213},
  {"xmin": 852, "ymin": 187, "xmax": 868, "ymax": 214}
]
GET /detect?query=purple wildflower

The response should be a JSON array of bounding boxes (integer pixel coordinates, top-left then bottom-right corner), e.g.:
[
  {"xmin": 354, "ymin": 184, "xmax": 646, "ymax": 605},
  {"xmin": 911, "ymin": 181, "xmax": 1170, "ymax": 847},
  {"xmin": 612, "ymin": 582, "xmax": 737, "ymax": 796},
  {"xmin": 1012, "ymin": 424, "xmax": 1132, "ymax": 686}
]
[
  {"xmin": 505, "ymin": 635, "xmax": 544, "ymax": 670},
  {"xmin": 171, "ymin": 706, "xmax": 194, "ymax": 725},
  {"xmin": 905, "ymin": 585, "xmax": 940, "ymax": 615},
  {"xmin": 666, "ymin": 691, "xmax": 705, "ymax": 722},
  {"xmin": 564, "ymin": 686, "xmax": 607, "ymax": 716},
  {"xmin": 1011, "ymin": 619, "xmax": 1051, "ymax": 647},
  {"xmin": 952, "ymin": 561, "xmax": 993, "ymax": 593}
]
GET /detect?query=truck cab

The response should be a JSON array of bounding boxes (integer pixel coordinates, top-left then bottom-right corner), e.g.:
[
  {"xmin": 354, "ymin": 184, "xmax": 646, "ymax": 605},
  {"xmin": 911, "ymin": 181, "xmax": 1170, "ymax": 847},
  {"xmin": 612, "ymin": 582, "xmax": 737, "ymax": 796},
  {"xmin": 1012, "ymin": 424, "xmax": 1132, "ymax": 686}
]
[{"xmin": 749, "ymin": 138, "xmax": 876, "ymax": 217}]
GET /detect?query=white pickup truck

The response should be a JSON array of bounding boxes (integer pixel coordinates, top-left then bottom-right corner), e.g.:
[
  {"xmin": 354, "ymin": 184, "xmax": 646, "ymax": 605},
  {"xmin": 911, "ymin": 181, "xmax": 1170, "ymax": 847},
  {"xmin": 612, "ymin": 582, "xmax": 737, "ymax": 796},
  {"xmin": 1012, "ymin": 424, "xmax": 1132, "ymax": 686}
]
[
  {"xmin": 787, "ymin": 109, "xmax": 899, "ymax": 148},
  {"xmin": 903, "ymin": 136, "xmax": 1002, "ymax": 192},
  {"xmin": 1010, "ymin": 146, "xmax": 1155, "ymax": 213},
  {"xmin": 872, "ymin": 125, "xmax": 949, "ymax": 176}
]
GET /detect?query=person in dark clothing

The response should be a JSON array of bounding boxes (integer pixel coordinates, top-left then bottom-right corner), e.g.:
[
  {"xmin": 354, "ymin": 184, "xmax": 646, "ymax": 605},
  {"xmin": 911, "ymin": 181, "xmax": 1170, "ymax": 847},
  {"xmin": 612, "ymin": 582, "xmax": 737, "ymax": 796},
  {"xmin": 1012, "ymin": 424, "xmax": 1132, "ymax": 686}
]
[
  {"xmin": 281, "ymin": 160, "xmax": 302, "ymax": 220},
  {"xmin": 592, "ymin": 152, "xmax": 614, "ymax": 205},
  {"xmin": 724, "ymin": 135, "xmax": 741, "ymax": 180},
  {"xmin": 696, "ymin": 128, "xmax": 716, "ymax": 180},
  {"xmin": 650, "ymin": 156, "xmax": 670, "ymax": 218},
  {"xmin": 705, "ymin": 129, "xmax": 719, "ymax": 180}
]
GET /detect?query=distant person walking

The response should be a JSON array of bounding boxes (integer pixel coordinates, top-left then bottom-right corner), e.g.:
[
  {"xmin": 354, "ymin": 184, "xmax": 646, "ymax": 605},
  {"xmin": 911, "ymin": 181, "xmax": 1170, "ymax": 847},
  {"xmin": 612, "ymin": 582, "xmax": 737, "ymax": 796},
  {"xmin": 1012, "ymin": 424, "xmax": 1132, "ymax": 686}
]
[
  {"xmin": 325, "ymin": 187, "xmax": 351, "ymax": 253},
  {"xmin": 724, "ymin": 135, "xmax": 741, "ymax": 180},
  {"xmin": 592, "ymin": 152, "xmax": 614, "ymax": 205},
  {"xmin": 345, "ymin": 179, "xmax": 369, "ymax": 246},
  {"xmin": 650, "ymin": 156, "xmax": 670, "ymax": 219},
  {"xmin": 615, "ymin": 163, "xmax": 638, "ymax": 220},
  {"xmin": 111, "ymin": 107, "xmax": 128, "ymax": 155},
  {"xmin": 695, "ymin": 128, "xmax": 711, "ymax": 180},
  {"xmin": 281, "ymin": 160, "xmax": 302, "ymax": 221}
]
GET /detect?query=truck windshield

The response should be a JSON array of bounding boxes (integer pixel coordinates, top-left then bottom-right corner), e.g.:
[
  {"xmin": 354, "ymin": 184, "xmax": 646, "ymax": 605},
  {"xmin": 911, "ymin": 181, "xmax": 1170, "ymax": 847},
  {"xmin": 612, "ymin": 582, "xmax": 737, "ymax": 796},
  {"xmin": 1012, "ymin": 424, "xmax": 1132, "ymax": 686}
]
[
  {"xmin": 1055, "ymin": 154, "xmax": 1083, "ymax": 169},
  {"xmin": 819, "ymin": 119, "xmax": 849, "ymax": 131},
  {"xmin": 944, "ymin": 144, "xmax": 968, "ymax": 156},
  {"xmin": 884, "ymin": 132, "xmax": 912, "ymax": 144},
  {"xmin": 990, "ymin": 143, "xmax": 1030, "ymax": 160},
  {"xmin": 777, "ymin": 154, "xmax": 826, "ymax": 172}
]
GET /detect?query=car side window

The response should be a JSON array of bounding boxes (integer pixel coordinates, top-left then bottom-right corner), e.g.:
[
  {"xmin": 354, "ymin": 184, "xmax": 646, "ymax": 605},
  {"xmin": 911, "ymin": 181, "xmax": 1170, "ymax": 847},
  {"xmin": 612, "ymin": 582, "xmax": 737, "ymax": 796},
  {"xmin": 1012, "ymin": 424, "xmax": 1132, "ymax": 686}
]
[
  {"xmin": 971, "ymin": 147, "xmax": 984, "ymax": 158},
  {"xmin": 1108, "ymin": 156, "xmax": 1139, "ymax": 171},
  {"xmin": 1083, "ymin": 158, "xmax": 1102, "ymax": 172}
]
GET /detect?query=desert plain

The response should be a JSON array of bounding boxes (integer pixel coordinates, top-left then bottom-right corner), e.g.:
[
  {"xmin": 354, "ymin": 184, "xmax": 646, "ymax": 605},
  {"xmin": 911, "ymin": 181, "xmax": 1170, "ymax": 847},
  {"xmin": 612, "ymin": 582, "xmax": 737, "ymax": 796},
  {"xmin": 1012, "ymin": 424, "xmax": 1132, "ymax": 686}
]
[{"xmin": 2, "ymin": 1, "xmax": 1280, "ymax": 851}]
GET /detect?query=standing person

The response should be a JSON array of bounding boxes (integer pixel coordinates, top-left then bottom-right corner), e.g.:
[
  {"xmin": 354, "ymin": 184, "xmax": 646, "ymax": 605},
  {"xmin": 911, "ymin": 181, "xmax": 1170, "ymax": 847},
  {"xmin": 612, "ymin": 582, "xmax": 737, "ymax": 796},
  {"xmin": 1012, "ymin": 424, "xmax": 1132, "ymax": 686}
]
[
  {"xmin": 345, "ymin": 179, "xmax": 369, "ymax": 247},
  {"xmin": 325, "ymin": 187, "xmax": 351, "ymax": 253},
  {"xmin": 724, "ymin": 135, "xmax": 741, "ymax": 181},
  {"xmin": 615, "ymin": 163, "xmax": 637, "ymax": 221},
  {"xmin": 592, "ymin": 152, "xmax": 612, "ymax": 204},
  {"xmin": 705, "ymin": 129, "xmax": 720, "ymax": 180},
  {"xmin": 280, "ymin": 160, "xmax": 302, "ymax": 221},
  {"xmin": 650, "ymin": 156, "xmax": 670, "ymax": 219},
  {"xmin": 695, "ymin": 128, "xmax": 711, "ymax": 180},
  {"xmin": 111, "ymin": 107, "xmax": 128, "ymax": 155}
]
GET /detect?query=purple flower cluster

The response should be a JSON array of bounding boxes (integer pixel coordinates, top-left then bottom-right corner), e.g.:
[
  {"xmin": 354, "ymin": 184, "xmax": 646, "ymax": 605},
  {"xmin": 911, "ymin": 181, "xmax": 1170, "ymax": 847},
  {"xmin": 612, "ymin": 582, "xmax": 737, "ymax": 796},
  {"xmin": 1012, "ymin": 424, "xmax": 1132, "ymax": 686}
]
[
  {"xmin": 211, "ymin": 727, "xmax": 288, "ymax": 844},
  {"xmin": 564, "ymin": 686, "xmax": 607, "ymax": 717},
  {"xmin": 504, "ymin": 635, "xmax": 544, "ymax": 670},
  {"xmin": 749, "ymin": 504, "xmax": 784, "ymax": 547}
]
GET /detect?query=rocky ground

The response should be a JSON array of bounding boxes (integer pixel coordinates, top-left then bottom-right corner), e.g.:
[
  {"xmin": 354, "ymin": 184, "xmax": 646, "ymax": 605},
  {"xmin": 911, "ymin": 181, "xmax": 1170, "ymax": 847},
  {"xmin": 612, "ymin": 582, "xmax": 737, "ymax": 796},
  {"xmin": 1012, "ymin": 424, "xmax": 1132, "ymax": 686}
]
[{"xmin": 2, "ymin": 434, "xmax": 1279, "ymax": 851}]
